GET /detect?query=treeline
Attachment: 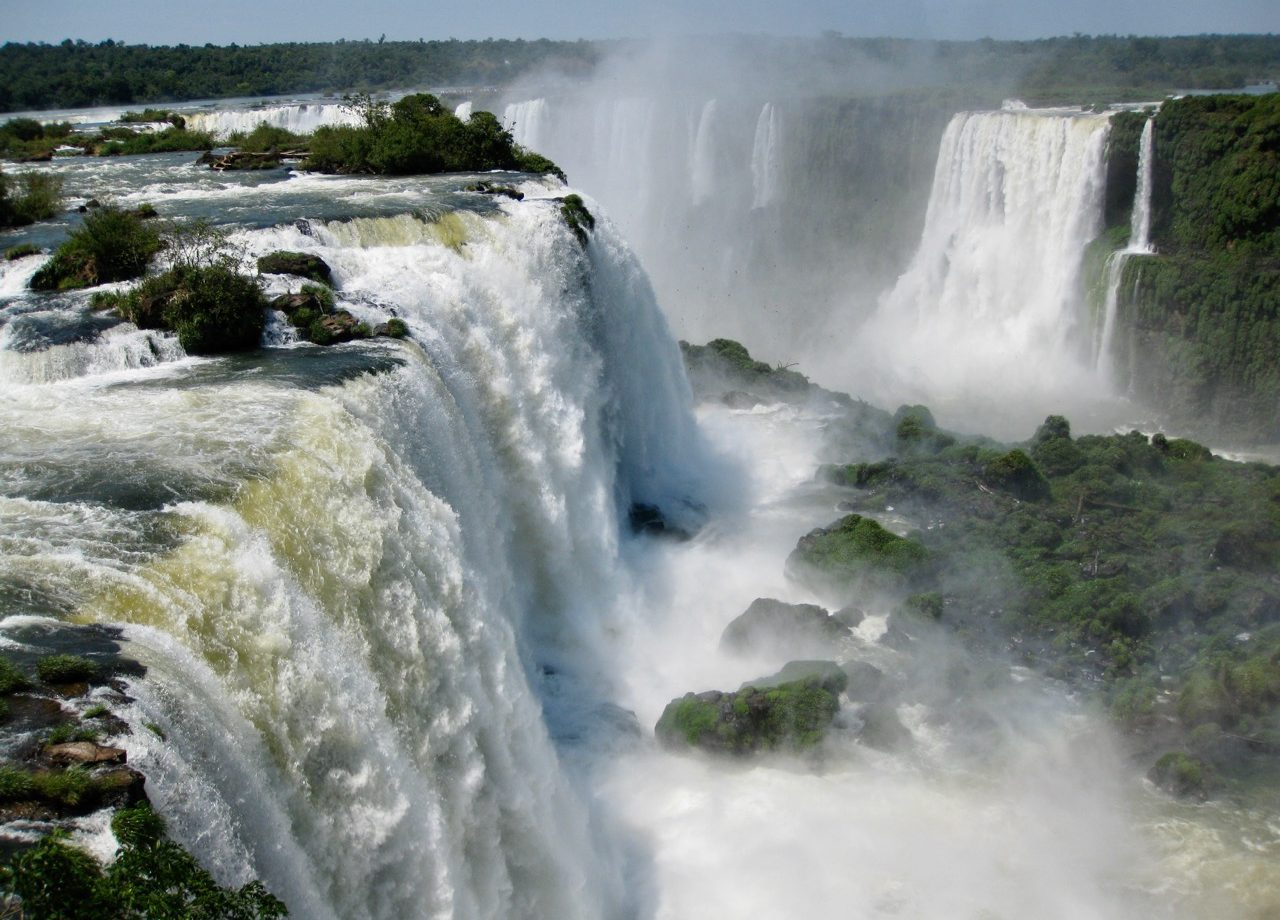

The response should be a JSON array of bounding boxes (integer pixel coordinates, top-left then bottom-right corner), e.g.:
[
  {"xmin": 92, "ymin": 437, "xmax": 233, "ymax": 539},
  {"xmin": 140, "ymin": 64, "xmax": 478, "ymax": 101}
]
[
  {"xmin": 1, "ymin": 34, "xmax": 1276, "ymax": 113},
  {"xmin": 0, "ymin": 38, "xmax": 599, "ymax": 112}
]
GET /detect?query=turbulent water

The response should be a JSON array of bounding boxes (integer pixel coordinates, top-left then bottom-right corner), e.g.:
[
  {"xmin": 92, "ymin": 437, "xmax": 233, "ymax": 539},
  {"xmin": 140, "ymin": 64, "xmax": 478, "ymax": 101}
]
[{"xmin": 2, "ymin": 96, "xmax": 1278, "ymax": 919}]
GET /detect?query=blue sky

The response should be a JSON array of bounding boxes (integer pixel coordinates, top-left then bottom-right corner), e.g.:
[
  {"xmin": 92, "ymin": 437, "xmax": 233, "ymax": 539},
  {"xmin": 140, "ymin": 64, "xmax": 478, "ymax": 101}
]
[{"xmin": 5, "ymin": 0, "xmax": 1277, "ymax": 44}]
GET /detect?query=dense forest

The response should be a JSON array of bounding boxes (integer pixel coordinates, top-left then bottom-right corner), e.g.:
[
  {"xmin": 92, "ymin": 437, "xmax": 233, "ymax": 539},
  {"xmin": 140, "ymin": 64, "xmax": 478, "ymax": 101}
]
[
  {"xmin": 1100, "ymin": 93, "xmax": 1280, "ymax": 442},
  {"xmin": 0, "ymin": 34, "xmax": 1276, "ymax": 113}
]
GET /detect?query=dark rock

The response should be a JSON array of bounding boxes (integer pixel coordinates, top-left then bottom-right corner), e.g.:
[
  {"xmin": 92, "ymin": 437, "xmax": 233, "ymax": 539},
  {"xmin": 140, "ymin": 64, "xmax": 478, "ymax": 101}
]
[
  {"xmin": 721, "ymin": 390, "xmax": 762, "ymax": 410},
  {"xmin": 464, "ymin": 181, "xmax": 524, "ymax": 200},
  {"xmin": 840, "ymin": 661, "xmax": 886, "ymax": 701},
  {"xmin": 204, "ymin": 150, "xmax": 285, "ymax": 171},
  {"xmin": 373, "ymin": 318, "xmax": 409, "ymax": 339},
  {"xmin": 720, "ymin": 597, "xmax": 850, "ymax": 658},
  {"xmin": 628, "ymin": 502, "xmax": 693, "ymax": 540},
  {"xmin": 832, "ymin": 605, "xmax": 866, "ymax": 629},
  {"xmin": 271, "ymin": 291, "xmax": 331, "ymax": 316},
  {"xmin": 257, "ymin": 251, "xmax": 333, "ymax": 285},
  {"xmin": 857, "ymin": 702, "xmax": 912, "ymax": 752},
  {"xmin": 45, "ymin": 742, "xmax": 127, "ymax": 766}
]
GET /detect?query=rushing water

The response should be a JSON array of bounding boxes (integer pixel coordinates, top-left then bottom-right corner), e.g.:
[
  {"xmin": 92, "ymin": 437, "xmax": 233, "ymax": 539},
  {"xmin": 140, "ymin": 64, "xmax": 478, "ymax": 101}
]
[{"xmin": 2, "ymin": 98, "xmax": 1278, "ymax": 919}]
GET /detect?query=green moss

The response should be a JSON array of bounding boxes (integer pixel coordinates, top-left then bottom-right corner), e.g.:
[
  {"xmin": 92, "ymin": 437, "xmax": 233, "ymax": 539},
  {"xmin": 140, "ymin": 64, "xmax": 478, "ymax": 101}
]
[
  {"xmin": 257, "ymin": 251, "xmax": 333, "ymax": 285},
  {"xmin": 0, "ymin": 656, "xmax": 29, "ymax": 695},
  {"xmin": 383, "ymin": 318, "xmax": 409, "ymax": 338},
  {"xmin": 1150, "ymin": 751, "xmax": 1210, "ymax": 798},
  {"xmin": 36, "ymin": 654, "xmax": 98, "ymax": 684},
  {"xmin": 4, "ymin": 242, "xmax": 41, "ymax": 260},
  {"xmin": 790, "ymin": 513, "xmax": 931, "ymax": 591},
  {"xmin": 560, "ymin": 193, "xmax": 595, "ymax": 246},
  {"xmin": 46, "ymin": 722, "xmax": 102, "ymax": 745}
]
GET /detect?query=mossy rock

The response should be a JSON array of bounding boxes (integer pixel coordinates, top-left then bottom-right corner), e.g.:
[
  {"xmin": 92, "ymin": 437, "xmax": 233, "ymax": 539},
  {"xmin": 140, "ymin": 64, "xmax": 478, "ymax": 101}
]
[
  {"xmin": 256, "ymin": 250, "xmax": 333, "ymax": 285},
  {"xmin": 740, "ymin": 660, "xmax": 848, "ymax": 696},
  {"xmin": 36, "ymin": 655, "xmax": 98, "ymax": 685},
  {"xmin": 655, "ymin": 675, "xmax": 841, "ymax": 756},
  {"xmin": 560, "ymin": 194, "xmax": 595, "ymax": 245},
  {"xmin": 790, "ymin": 513, "xmax": 932, "ymax": 592}
]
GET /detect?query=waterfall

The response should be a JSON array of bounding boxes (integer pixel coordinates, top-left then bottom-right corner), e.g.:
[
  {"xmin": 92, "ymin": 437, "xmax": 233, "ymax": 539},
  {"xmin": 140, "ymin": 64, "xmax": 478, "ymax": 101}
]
[
  {"xmin": 1129, "ymin": 117, "xmax": 1155, "ymax": 254},
  {"xmin": 0, "ymin": 195, "xmax": 711, "ymax": 920},
  {"xmin": 501, "ymin": 99, "xmax": 547, "ymax": 151},
  {"xmin": 856, "ymin": 108, "xmax": 1113, "ymax": 428},
  {"xmin": 689, "ymin": 99, "xmax": 719, "ymax": 206},
  {"xmin": 750, "ymin": 102, "xmax": 780, "ymax": 209},
  {"xmin": 454, "ymin": 101, "xmax": 473, "ymax": 121},
  {"xmin": 186, "ymin": 103, "xmax": 362, "ymax": 139},
  {"xmin": 1096, "ymin": 115, "xmax": 1157, "ymax": 381}
]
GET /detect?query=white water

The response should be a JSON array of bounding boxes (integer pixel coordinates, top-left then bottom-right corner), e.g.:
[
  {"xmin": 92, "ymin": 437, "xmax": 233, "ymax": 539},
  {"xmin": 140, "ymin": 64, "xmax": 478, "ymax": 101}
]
[
  {"xmin": 1130, "ymin": 117, "xmax": 1156, "ymax": 254},
  {"xmin": 848, "ymin": 108, "xmax": 1114, "ymax": 435},
  {"xmin": 187, "ymin": 103, "xmax": 362, "ymax": 139},
  {"xmin": 689, "ymin": 100, "xmax": 720, "ymax": 206}
]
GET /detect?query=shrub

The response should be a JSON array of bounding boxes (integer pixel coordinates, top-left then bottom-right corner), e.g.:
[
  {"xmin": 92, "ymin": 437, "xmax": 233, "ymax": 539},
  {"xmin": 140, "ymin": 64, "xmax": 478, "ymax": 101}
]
[
  {"xmin": 5, "ymin": 242, "xmax": 42, "ymax": 260},
  {"xmin": 0, "ymin": 166, "xmax": 62, "ymax": 228},
  {"xmin": 0, "ymin": 657, "xmax": 29, "ymax": 694},
  {"xmin": 37, "ymin": 654, "xmax": 99, "ymax": 684},
  {"xmin": 30, "ymin": 206, "xmax": 161, "ymax": 290},
  {"xmin": 560, "ymin": 194, "xmax": 595, "ymax": 245},
  {"xmin": 119, "ymin": 264, "xmax": 268, "ymax": 354}
]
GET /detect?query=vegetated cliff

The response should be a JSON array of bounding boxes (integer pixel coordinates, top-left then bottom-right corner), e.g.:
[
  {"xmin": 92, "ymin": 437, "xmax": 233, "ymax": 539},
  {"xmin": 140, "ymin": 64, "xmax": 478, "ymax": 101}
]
[{"xmin": 1102, "ymin": 93, "xmax": 1280, "ymax": 443}]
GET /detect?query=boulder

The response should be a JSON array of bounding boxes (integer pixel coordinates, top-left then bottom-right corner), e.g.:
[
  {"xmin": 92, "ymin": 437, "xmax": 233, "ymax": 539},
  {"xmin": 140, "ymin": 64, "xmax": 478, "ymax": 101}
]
[
  {"xmin": 740, "ymin": 660, "xmax": 847, "ymax": 695},
  {"xmin": 720, "ymin": 597, "xmax": 850, "ymax": 657},
  {"xmin": 656, "ymin": 672, "xmax": 841, "ymax": 756},
  {"xmin": 257, "ymin": 251, "xmax": 333, "ymax": 285},
  {"xmin": 856, "ymin": 702, "xmax": 912, "ymax": 752},
  {"xmin": 46, "ymin": 741, "xmax": 126, "ymax": 766},
  {"xmin": 271, "ymin": 290, "xmax": 331, "ymax": 316},
  {"xmin": 841, "ymin": 660, "xmax": 886, "ymax": 701}
]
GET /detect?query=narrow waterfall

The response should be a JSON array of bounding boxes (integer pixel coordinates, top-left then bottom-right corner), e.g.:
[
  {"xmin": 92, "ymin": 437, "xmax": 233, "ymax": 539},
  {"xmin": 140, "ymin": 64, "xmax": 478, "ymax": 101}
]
[
  {"xmin": 1096, "ymin": 115, "xmax": 1157, "ymax": 381},
  {"xmin": 689, "ymin": 99, "xmax": 719, "ymax": 206},
  {"xmin": 750, "ymin": 102, "xmax": 780, "ymax": 209}
]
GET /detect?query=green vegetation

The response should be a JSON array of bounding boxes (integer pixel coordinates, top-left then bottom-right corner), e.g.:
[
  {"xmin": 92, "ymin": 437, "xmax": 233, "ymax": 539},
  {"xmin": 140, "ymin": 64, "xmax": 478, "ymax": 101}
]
[
  {"xmin": 114, "ymin": 263, "xmax": 268, "ymax": 354},
  {"xmin": 36, "ymin": 654, "xmax": 99, "ymax": 684},
  {"xmin": 0, "ymin": 117, "xmax": 75, "ymax": 160},
  {"xmin": 679, "ymin": 338, "xmax": 811, "ymax": 394},
  {"xmin": 90, "ymin": 125, "xmax": 214, "ymax": 157},
  {"xmin": 0, "ymin": 165, "xmax": 61, "ymax": 228},
  {"xmin": 560, "ymin": 194, "xmax": 595, "ymax": 245},
  {"xmin": 119, "ymin": 108, "xmax": 186, "ymax": 128},
  {"xmin": 225, "ymin": 123, "xmax": 309, "ymax": 153},
  {"xmin": 303, "ymin": 93, "xmax": 564, "ymax": 179},
  {"xmin": 30, "ymin": 205, "xmax": 161, "ymax": 290},
  {"xmin": 1149, "ymin": 751, "xmax": 1211, "ymax": 798},
  {"xmin": 0, "ymin": 657, "xmax": 30, "ymax": 694},
  {"xmin": 655, "ymin": 666, "xmax": 846, "ymax": 755},
  {"xmin": 0, "ymin": 808, "xmax": 288, "ymax": 918},
  {"xmin": 790, "ymin": 512, "xmax": 932, "ymax": 592},
  {"xmin": 5, "ymin": 242, "xmax": 42, "ymax": 259},
  {"xmin": 819, "ymin": 411, "xmax": 1280, "ymax": 778},
  {"xmin": 1098, "ymin": 94, "xmax": 1280, "ymax": 442}
]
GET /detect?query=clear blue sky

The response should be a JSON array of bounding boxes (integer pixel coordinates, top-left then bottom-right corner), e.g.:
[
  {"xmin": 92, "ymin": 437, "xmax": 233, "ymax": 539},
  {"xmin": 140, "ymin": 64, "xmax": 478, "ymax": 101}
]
[{"xmin": 5, "ymin": 0, "xmax": 1277, "ymax": 45}]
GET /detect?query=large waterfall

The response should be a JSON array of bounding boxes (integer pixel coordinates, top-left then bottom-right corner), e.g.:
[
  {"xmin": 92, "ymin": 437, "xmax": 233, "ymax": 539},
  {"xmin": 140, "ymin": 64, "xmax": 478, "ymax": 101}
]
[
  {"xmin": 0, "ymin": 182, "xmax": 711, "ymax": 920},
  {"xmin": 186, "ymin": 103, "xmax": 362, "ymax": 139},
  {"xmin": 849, "ymin": 108, "xmax": 1114, "ymax": 434}
]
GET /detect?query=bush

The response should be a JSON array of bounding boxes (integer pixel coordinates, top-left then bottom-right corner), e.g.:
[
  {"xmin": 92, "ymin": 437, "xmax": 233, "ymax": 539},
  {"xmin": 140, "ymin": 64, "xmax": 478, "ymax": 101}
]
[
  {"xmin": 30, "ymin": 206, "xmax": 161, "ymax": 290},
  {"xmin": 37, "ymin": 654, "xmax": 99, "ymax": 684},
  {"xmin": 0, "ymin": 657, "xmax": 29, "ymax": 694},
  {"xmin": 0, "ymin": 166, "xmax": 62, "ymax": 228},
  {"xmin": 118, "ymin": 264, "xmax": 268, "ymax": 354},
  {"xmin": 560, "ymin": 193, "xmax": 595, "ymax": 245}
]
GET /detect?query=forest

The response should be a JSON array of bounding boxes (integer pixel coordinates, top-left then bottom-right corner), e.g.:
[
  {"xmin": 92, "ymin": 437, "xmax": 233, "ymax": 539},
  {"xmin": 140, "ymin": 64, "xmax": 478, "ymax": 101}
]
[{"xmin": 0, "ymin": 33, "xmax": 1276, "ymax": 113}]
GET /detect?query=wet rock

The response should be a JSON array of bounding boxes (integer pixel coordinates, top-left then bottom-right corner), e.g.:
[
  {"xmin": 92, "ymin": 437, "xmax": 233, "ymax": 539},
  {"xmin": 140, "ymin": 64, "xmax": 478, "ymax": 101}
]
[
  {"xmin": 841, "ymin": 661, "xmax": 886, "ymax": 701},
  {"xmin": 45, "ymin": 742, "xmax": 126, "ymax": 766},
  {"xmin": 720, "ymin": 597, "xmax": 850, "ymax": 658},
  {"xmin": 721, "ymin": 390, "xmax": 761, "ymax": 410},
  {"xmin": 271, "ymin": 290, "xmax": 331, "ymax": 316},
  {"xmin": 741, "ymin": 660, "xmax": 848, "ymax": 696},
  {"xmin": 857, "ymin": 702, "xmax": 912, "ymax": 752},
  {"xmin": 464, "ymin": 181, "xmax": 524, "ymax": 200},
  {"xmin": 257, "ymin": 251, "xmax": 333, "ymax": 285}
]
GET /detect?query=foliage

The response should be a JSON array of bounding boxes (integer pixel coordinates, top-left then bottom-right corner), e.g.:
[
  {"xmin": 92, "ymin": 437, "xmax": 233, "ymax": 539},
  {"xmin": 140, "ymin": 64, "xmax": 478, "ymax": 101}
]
[
  {"xmin": 90, "ymin": 126, "xmax": 214, "ymax": 157},
  {"xmin": 382, "ymin": 318, "xmax": 408, "ymax": 339},
  {"xmin": 302, "ymin": 93, "xmax": 565, "ymax": 179},
  {"xmin": 0, "ymin": 810, "xmax": 289, "ymax": 919},
  {"xmin": 1099, "ymin": 94, "xmax": 1280, "ymax": 442},
  {"xmin": 790, "ymin": 512, "xmax": 932, "ymax": 592},
  {"xmin": 117, "ymin": 264, "xmax": 268, "ymax": 355},
  {"xmin": 0, "ymin": 165, "xmax": 62, "ymax": 228},
  {"xmin": 6, "ymin": 242, "xmax": 42, "ymax": 259},
  {"xmin": 678, "ymin": 338, "xmax": 811, "ymax": 394},
  {"xmin": 225, "ymin": 123, "xmax": 309, "ymax": 153},
  {"xmin": 30, "ymin": 206, "xmax": 161, "ymax": 290},
  {"xmin": 37, "ymin": 654, "xmax": 99, "ymax": 684},
  {"xmin": 119, "ymin": 109, "xmax": 186, "ymax": 128},
  {"xmin": 822, "ymin": 412, "xmax": 1280, "ymax": 777},
  {"xmin": 0, "ymin": 656, "xmax": 30, "ymax": 694}
]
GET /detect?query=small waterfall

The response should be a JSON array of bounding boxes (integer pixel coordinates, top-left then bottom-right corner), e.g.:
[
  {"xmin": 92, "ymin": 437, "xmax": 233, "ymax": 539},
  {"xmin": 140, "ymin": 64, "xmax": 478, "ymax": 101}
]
[
  {"xmin": 501, "ymin": 98, "xmax": 547, "ymax": 151},
  {"xmin": 1129, "ymin": 117, "xmax": 1155, "ymax": 254},
  {"xmin": 862, "ymin": 108, "xmax": 1113, "ymax": 418},
  {"xmin": 186, "ymin": 103, "xmax": 362, "ymax": 139},
  {"xmin": 750, "ymin": 102, "xmax": 780, "ymax": 209},
  {"xmin": 1096, "ymin": 115, "xmax": 1157, "ymax": 380},
  {"xmin": 454, "ymin": 101, "xmax": 473, "ymax": 121},
  {"xmin": 689, "ymin": 100, "xmax": 719, "ymax": 206}
]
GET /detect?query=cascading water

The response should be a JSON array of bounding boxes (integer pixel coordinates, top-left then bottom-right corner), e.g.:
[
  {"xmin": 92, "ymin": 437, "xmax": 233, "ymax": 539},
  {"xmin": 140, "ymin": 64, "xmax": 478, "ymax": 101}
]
[
  {"xmin": 186, "ymin": 103, "xmax": 362, "ymax": 139},
  {"xmin": 0, "ymin": 180, "xmax": 713, "ymax": 920},
  {"xmin": 501, "ymin": 99, "xmax": 548, "ymax": 152},
  {"xmin": 850, "ymin": 108, "xmax": 1113, "ymax": 434},
  {"xmin": 689, "ymin": 100, "xmax": 720, "ymax": 206},
  {"xmin": 1096, "ymin": 116, "xmax": 1157, "ymax": 384}
]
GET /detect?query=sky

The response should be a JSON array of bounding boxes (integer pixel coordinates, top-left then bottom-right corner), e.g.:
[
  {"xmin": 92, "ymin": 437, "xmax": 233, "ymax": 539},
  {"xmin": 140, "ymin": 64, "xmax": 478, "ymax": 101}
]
[{"xmin": 4, "ymin": 0, "xmax": 1277, "ymax": 45}]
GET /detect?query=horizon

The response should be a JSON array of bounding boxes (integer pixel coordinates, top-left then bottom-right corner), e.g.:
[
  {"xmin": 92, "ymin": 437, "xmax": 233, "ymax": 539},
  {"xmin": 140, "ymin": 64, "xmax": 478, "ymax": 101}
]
[{"xmin": 6, "ymin": 0, "xmax": 1278, "ymax": 47}]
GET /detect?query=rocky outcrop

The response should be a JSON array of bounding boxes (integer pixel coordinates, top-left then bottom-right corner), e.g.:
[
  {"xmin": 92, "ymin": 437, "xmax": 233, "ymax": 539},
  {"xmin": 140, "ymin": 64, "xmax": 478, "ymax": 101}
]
[
  {"xmin": 720, "ymin": 597, "xmax": 851, "ymax": 658},
  {"xmin": 256, "ymin": 250, "xmax": 333, "ymax": 285}
]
